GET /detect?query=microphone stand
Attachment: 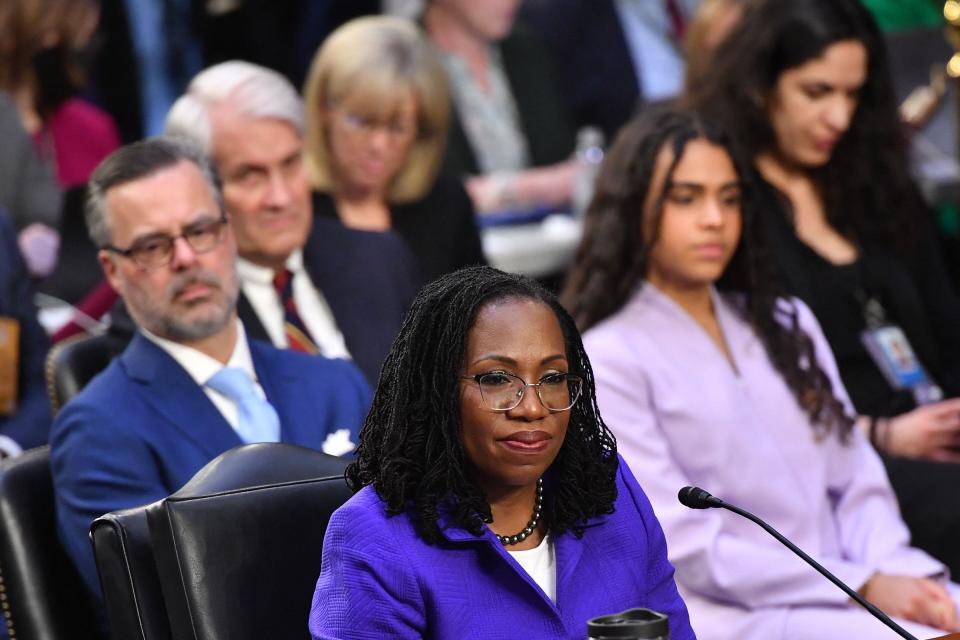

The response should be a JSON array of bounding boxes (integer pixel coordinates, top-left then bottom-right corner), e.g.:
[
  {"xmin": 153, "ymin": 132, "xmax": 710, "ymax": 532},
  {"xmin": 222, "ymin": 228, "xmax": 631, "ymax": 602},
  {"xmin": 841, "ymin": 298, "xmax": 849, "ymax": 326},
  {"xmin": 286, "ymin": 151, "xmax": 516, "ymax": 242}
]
[{"xmin": 679, "ymin": 487, "xmax": 919, "ymax": 640}]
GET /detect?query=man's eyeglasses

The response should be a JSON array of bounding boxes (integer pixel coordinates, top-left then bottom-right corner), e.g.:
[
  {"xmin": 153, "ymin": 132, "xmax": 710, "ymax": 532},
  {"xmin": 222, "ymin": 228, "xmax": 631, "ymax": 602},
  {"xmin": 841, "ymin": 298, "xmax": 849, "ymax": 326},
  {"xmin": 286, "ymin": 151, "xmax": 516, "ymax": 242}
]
[
  {"xmin": 460, "ymin": 371, "xmax": 583, "ymax": 412},
  {"xmin": 102, "ymin": 214, "xmax": 229, "ymax": 269}
]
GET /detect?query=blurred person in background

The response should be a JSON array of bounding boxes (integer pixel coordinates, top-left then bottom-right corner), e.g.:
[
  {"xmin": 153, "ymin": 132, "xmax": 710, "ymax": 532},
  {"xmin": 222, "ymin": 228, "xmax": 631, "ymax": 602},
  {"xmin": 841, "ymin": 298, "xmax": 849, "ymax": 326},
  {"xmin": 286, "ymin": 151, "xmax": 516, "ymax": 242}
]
[
  {"xmin": 91, "ymin": 0, "xmax": 201, "ymax": 142},
  {"xmin": 0, "ymin": 0, "xmax": 120, "ymax": 291},
  {"xmin": 565, "ymin": 108, "xmax": 960, "ymax": 639},
  {"xmin": 0, "ymin": 92, "xmax": 62, "ymax": 279},
  {"xmin": 0, "ymin": 0, "xmax": 120, "ymax": 190},
  {"xmin": 164, "ymin": 60, "xmax": 420, "ymax": 385},
  {"xmin": 522, "ymin": 0, "xmax": 701, "ymax": 143},
  {"xmin": 685, "ymin": 0, "xmax": 960, "ymax": 576},
  {"xmin": 0, "ymin": 209, "xmax": 52, "ymax": 458},
  {"xmin": 304, "ymin": 16, "xmax": 485, "ymax": 284},
  {"xmin": 682, "ymin": 0, "xmax": 747, "ymax": 90},
  {"xmin": 422, "ymin": 0, "xmax": 579, "ymax": 214},
  {"xmin": 90, "ymin": 0, "xmax": 378, "ymax": 144}
]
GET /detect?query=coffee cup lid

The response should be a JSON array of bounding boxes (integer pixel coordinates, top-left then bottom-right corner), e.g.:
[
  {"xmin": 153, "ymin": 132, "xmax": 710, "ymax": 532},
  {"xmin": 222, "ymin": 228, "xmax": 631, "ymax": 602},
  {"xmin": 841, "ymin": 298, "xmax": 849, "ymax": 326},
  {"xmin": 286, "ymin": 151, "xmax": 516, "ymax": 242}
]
[{"xmin": 586, "ymin": 608, "xmax": 669, "ymax": 638}]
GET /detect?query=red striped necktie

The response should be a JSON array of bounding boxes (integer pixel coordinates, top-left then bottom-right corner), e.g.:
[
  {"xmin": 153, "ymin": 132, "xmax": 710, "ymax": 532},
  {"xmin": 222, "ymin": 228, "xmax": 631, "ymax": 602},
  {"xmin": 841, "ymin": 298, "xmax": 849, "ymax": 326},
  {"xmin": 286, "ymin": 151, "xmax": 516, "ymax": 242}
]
[
  {"xmin": 665, "ymin": 0, "xmax": 687, "ymax": 42},
  {"xmin": 271, "ymin": 269, "xmax": 320, "ymax": 355}
]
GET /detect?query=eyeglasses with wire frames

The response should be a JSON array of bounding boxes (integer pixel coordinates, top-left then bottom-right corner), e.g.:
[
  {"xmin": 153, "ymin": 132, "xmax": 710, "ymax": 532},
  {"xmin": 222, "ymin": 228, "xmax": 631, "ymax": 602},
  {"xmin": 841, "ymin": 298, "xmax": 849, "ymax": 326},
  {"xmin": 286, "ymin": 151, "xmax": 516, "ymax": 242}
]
[
  {"xmin": 460, "ymin": 371, "xmax": 583, "ymax": 412},
  {"xmin": 330, "ymin": 103, "xmax": 419, "ymax": 141},
  {"xmin": 102, "ymin": 213, "xmax": 229, "ymax": 270}
]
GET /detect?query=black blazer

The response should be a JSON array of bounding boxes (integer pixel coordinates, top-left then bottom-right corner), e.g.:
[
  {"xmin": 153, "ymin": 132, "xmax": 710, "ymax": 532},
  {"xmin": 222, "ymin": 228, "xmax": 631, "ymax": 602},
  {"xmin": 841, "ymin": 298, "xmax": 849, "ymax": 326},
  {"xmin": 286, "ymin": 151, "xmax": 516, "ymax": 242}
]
[
  {"xmin": 239, "ymin": 214, "xmax": 420, "ymax": 386},
  {"xmin": 520, "ymin": 0, "xmax": 641, "ymax": 143},
  {"xmin": 313, "ymin": 176, "xmax": 486, "ymax": 285}
]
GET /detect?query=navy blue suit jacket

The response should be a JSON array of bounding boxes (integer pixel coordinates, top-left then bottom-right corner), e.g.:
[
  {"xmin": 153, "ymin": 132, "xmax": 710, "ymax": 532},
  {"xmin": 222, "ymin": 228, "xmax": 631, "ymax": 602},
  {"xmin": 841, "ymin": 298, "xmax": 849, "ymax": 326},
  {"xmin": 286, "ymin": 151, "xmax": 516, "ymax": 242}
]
[
  {"xmin": 239, "ymin": 214, "xmax": 420, "ymax": 386},
  {"xmin": 51, "ymin": 331, "xmax": 371, "ymax": 594},
  {"xmin": 0, "ymin": 211, "xmax": 51, "ymax": 450}
]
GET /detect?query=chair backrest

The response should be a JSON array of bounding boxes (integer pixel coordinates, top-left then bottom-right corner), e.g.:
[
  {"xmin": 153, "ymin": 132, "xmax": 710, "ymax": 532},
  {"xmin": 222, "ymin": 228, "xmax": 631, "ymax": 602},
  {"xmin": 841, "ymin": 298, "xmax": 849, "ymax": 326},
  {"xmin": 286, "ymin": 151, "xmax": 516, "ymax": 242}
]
[
  {"xmin": 0, "ymin": 446, "xmax": 102, "ymax": 640},
  {"xmin": 90, "ymin": 505, "xmax": 171, "ymax": 640},
  {"xmin": 45, "ymin": 333, "xmax": 119, "ymax": 416},
  {"xmin": 145, "ymin": 443, "xmax": 351, "ymax": 640}
]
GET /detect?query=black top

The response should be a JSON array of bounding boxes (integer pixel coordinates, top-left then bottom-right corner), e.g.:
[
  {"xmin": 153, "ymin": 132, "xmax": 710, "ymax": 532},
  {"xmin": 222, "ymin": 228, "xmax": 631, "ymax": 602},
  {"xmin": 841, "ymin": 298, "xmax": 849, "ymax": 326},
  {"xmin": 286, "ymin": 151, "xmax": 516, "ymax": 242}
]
[
  {"xmin": 313, "ymin": 175, "xmax": 487, "ymax": 286},
  {"xmin": 758, "ymin": 174, "xmax": 960, "ymax": 416}
]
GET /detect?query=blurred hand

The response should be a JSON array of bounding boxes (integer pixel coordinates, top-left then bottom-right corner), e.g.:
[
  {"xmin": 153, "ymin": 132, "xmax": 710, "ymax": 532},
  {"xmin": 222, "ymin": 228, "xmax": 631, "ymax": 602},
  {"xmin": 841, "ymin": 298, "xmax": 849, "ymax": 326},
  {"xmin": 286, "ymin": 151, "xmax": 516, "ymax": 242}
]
[
  {"xmin": 466, "ymin": 174, "xmax": 510, "ymax": 214},
  {"xmin": 861, "ymin": 574, "xmax": 958, "ymax": 631},
  {"xmin": 17, "ymin": 223, "xmax": 60, "ymax": 278},
  {"xmin": 465, "ymin": 161, "xmax": 579, "ymax": 214},
  {"xmin": 884, "ymin": 399, "xmax": 960, "ymax": 463}
]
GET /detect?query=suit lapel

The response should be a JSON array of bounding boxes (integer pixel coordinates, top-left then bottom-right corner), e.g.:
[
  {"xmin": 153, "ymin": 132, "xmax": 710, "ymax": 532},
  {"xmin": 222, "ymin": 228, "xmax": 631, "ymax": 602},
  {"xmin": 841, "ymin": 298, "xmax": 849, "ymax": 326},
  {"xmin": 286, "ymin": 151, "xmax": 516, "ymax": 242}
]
[
  {"xmin": 121, "ymin": 333, "xmax": 242, "ymax": 458},
  {"xmin": 236, "ymin": 292, "xmax": 273, "ymax": 344},
  {"xmin": 249, "ymin": 339, "xmax": 303, "ymax": 445},
  {"xmin": 302, "ymin": 218, "xmax": 353, "ymax": 344}
]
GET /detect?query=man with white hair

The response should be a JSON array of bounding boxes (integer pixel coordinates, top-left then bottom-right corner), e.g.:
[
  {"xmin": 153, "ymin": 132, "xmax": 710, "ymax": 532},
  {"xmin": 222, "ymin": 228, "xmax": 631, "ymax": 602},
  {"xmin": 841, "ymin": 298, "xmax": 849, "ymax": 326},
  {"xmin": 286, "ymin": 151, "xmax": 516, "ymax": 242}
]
[{"xmin": 165, "ymin": 61, "xmax": 419, "ymax": 385}]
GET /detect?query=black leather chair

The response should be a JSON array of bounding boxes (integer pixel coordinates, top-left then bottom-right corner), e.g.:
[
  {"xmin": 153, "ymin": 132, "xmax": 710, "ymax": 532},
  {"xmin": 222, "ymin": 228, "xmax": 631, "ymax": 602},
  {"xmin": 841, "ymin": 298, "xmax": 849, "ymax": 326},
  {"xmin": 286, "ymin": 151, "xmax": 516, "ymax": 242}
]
[
  {"xmin": 44, "ymin": 332, "xmax": 124, "ymax": 416},
  {"xmin": 145, "ymin": 443, "xmax": 350, "ymax": 640},
  {"xmin": 0, "ymin": 446, "xmax": 102, "ymax": 640},
  {"xmin": 90, "ymin": 505, "xmax": 171, "ymax": 640}
]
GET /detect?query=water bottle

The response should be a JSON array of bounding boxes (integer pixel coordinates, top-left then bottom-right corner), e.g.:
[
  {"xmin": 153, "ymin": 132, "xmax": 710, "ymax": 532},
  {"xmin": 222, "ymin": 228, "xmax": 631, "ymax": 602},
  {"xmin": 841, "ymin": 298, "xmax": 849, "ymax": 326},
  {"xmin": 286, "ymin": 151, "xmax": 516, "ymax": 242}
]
[
  {"xmin": 572, "ymin": 126, "xmax": 605, "ymax": 217},
  {"xmin": 587, "ymin": 608, "xmax": 669, "ymax": 640}
]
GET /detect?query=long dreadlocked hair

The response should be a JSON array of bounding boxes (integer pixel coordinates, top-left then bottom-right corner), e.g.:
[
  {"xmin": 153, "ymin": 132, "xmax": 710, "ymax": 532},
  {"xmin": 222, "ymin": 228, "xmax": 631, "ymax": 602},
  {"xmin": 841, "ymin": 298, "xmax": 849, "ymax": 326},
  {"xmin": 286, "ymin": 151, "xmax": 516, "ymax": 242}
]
[
  {"xmin": 347, "ymin": 265, "xmax": 619, "ymax": 545},
  {"xmin": 561, "ymin": 108, "xmax": 853, "ymax": 439}
]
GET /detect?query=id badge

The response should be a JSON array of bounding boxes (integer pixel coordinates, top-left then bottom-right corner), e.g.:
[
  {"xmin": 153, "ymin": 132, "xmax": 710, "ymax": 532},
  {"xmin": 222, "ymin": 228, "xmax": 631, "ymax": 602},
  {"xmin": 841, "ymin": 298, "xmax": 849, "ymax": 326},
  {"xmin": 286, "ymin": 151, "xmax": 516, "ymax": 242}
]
[
  {"xmin": 0, "ymin": 317, "xmax": 19, "ymax": 416},
  {"xmin": 861, "ymin": 324, "xmax": 942, "ymax": 405}
]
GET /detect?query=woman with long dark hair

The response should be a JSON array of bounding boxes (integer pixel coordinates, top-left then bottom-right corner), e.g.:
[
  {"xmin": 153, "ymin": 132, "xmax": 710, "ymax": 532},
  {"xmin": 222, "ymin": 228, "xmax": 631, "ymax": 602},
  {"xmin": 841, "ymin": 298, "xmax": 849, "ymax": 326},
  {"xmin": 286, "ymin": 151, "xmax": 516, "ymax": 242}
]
[
  {"xmin": 564, "ymin": 108, "xmax": 960, "ymax": 638},
  {"xmin": 309, "ymin": 265, "xmax": 695, "ymax": 639},
  {"xmin": 683, "ymin": 0, "xmax": 960, "ymax": 577}
]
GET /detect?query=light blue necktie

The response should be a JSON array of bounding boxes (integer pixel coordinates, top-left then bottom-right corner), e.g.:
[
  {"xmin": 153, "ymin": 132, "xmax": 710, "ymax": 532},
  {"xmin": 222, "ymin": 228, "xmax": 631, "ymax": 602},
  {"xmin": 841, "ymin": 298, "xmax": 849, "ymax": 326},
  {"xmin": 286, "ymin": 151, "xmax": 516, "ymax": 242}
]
[{"xmin": 206, "ymin": 367, "xmax": 281, "ymax": 444}]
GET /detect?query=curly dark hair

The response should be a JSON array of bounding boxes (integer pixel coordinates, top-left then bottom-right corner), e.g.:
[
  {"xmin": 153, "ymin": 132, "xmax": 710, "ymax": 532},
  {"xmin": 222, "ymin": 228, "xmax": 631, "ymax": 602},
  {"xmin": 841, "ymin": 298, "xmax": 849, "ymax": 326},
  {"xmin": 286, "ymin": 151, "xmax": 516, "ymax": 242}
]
[
  {"xmin": 347, "ymin": 265, "xmax": 619, "ymax": 544},
  {"xmin": 561, "ymin": 108, "xmax": 853, "ymax": 439},
  {"xmin": 682, "ymin": 0, "xmax": 923, "ymax": 251}
]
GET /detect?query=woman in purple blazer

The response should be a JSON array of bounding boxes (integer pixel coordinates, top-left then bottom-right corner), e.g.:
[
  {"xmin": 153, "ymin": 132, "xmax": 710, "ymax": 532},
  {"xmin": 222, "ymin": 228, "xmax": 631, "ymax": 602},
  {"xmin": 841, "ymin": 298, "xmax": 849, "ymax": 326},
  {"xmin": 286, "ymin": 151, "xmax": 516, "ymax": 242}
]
[
  {"xmin": 309, "ymin": 266, "xmax": 695, "ymax": 639},
  {"xmin": 562, "ymin": 108, "xmax": 960, "ymax": 639}
]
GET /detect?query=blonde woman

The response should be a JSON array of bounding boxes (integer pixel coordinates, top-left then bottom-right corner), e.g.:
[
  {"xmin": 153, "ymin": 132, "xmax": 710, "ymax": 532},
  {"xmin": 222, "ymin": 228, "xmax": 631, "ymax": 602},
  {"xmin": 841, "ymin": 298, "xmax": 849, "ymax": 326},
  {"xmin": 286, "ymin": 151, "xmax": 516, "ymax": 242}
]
[{"xmin": 304, "ymin": 16, "xmax": 485, "ymax": 283}]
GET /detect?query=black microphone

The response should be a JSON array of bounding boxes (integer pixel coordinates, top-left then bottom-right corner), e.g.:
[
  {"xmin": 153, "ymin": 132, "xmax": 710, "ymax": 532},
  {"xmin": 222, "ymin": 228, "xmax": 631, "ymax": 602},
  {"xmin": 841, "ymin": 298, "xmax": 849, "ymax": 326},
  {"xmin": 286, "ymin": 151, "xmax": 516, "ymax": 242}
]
[
  {"xmin": 677, "ymin": 485, "xmax": 724, "ymax": 509},
  {"xmin": 677, "ymin": 486, "xmax": 919, "ymax": 640}
]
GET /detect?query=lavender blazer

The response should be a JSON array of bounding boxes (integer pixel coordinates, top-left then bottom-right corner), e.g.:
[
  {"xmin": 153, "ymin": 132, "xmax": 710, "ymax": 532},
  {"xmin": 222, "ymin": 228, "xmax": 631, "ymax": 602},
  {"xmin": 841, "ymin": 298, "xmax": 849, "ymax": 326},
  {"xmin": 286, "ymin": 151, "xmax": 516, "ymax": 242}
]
[
  {"xmin": 309, "ymin": 456, "xmax": 695, "ymax": 639},
  {"xmin": 584, "ymin": 285, "xmax": 945, "ymax": 639}
]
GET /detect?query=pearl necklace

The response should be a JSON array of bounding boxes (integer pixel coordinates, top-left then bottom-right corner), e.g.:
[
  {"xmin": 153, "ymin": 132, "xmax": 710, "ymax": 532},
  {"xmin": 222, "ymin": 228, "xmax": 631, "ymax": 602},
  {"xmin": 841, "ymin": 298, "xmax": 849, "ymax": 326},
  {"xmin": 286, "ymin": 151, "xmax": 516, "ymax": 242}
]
[{"xmin": 490, "ymin": 478, "xmax": 543, "ymax": 546}]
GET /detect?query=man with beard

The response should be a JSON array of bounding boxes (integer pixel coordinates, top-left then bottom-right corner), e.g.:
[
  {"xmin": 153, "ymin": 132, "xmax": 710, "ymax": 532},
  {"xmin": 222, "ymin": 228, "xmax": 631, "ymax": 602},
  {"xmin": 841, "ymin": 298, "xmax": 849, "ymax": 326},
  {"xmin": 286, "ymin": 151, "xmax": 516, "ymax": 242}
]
[{"xmin": 50, "ymin": 137, "xmax": 371, "ymax": 595}]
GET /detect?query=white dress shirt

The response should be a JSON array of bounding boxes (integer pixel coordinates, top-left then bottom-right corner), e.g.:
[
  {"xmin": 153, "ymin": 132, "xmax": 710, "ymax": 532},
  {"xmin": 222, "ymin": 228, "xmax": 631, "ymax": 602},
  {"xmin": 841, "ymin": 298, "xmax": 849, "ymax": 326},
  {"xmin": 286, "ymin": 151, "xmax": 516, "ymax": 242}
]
[
  {"xmin": 236, "ymin": 251, "xmax": 350, "ymax": 360},
  {"xmin": 141, "ymin": 320, "xmax": 263, "ymax": 432},
  {"xmin": 614, "ymin": 0, "xmax": 700, "ymax": 102}
]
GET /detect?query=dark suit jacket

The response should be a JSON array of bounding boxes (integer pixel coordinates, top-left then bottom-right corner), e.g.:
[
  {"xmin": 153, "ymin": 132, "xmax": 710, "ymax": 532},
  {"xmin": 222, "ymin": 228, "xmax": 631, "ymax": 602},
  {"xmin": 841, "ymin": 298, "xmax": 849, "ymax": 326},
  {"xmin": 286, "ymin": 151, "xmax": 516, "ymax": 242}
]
[
  {"xmin": 51, "ymin": 332, "xmax": 371, "ymax": 594},
  {"xmin": 0, "ymin": 211, "xmax": 52, "ymax": 450},
  {"xmin": 313, "ymin": 176, "xmax": 486, "ymax": 288},
  {"xmin": 520, "ymin": 0, "xmax": 640, "ymax": 142},
  {"xmin": 238, "ymin": 214, "xmax": 421, "ymax": 386}
]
